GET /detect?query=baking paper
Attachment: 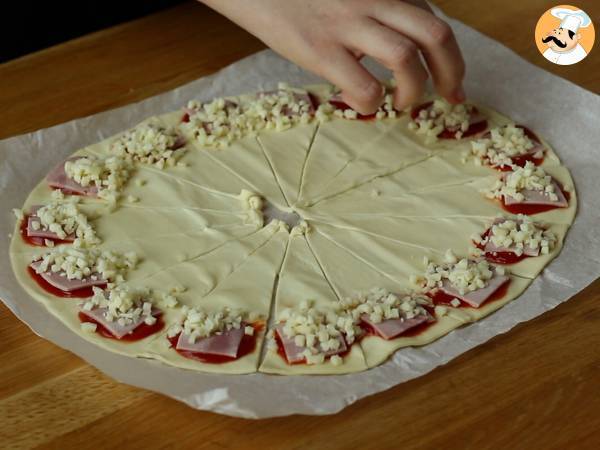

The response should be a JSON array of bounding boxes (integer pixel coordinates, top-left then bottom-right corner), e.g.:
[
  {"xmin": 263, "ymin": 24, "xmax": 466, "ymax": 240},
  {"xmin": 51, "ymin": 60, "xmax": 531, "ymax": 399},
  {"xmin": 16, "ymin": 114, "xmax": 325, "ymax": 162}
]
[{"xmin": 1, "ymin": 8, "xmax": 599, "ymax": 418}]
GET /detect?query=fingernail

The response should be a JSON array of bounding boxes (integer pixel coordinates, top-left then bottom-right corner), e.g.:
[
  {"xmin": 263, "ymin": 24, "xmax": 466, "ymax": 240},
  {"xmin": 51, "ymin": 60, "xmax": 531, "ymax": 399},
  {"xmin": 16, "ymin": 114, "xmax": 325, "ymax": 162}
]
[{"xmin": 453, "ymin": 86, "xmax": 466, "ymax": 103}]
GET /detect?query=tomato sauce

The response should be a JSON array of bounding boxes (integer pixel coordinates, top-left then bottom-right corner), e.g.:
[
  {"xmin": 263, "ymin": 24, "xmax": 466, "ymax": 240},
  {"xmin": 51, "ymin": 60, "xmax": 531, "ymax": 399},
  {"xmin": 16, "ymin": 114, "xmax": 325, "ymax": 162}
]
[
  {"xmin": 78, "ymin": 311, "xmax": 164, "ymax": 341},
  {"xmin": 168, "ymin": 322, "xmax": 263, "ymax": 364},
  {"xmin": 28, "ymin": 265, "xmax": 105, "ymax": 298}
]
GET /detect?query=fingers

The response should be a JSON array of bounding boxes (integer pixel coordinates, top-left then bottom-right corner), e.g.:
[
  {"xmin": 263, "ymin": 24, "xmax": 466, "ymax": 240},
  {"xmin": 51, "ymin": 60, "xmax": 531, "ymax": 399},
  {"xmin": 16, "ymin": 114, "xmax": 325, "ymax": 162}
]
[
  {"xmin": 315, "ymin": 48, "xmax": 384, "ymax": 115},
  {"xmin": 344, "ymin": 20, "xmax": 428, "ymax": 110},
  {"xmin": 372, "ymin": 0, "xmax": 466, "ymax": 103}
]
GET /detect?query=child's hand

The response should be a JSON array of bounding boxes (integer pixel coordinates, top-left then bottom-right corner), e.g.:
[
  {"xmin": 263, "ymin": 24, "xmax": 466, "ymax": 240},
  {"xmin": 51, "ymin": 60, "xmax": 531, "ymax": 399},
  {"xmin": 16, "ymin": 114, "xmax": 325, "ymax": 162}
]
[{"xmin": 201, "ymin": 0, "xmax": 465, "ymax": 114}]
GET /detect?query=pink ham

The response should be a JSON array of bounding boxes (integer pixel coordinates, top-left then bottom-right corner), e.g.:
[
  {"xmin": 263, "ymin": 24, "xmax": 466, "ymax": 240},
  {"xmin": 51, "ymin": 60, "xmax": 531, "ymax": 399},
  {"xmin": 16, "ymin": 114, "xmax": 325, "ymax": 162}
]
[
  {"xmin": 46, "ymin": 157, "xmax": 98, "ymax": 196},
  {"xmin": 361, "ymin": 313, "xmax": 432, "ymax": 340},
  {"xmin": 275, "ymin": 324, "xmax": 347, "ymax": 364},
  {"xmin": 483, "ymin": 218, "xmax": 539, "ymax": 257},
  {"xmin": 441, "ymin": 272, "xmax": 510, "ymax": 308},
  {"xmin": 176, "ymin": 327, "xmax": 244, "ymax": 358},
  {"xmin": 504, "ymin": 180, "xmax": 568, "ymax": 207},
  {"xmin": 26, "ymin": 206, "xmax": 75, "ymax": 242},
  {"xmin": 80, "ymin": 307, "xmax": 160, "ymax": 339},
  {"xmin": 30, "ymin": 260, "xmax": 106, "ymax": 292}
]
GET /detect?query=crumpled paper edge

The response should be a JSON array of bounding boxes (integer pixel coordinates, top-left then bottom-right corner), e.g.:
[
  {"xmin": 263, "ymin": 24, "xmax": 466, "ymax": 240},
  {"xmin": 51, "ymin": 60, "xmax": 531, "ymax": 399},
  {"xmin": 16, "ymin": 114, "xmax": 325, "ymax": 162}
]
[{"xmin": 1, "ymin": 8, "xmax": 599, "ymax": 419}]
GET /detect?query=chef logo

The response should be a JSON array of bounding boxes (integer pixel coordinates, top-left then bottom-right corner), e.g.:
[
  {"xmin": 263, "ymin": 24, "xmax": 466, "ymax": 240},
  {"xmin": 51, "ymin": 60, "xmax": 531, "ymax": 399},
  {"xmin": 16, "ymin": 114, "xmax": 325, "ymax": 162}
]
[{"xmin": 535, "ymin": 5, "xmax": 595, "ymax": 65}]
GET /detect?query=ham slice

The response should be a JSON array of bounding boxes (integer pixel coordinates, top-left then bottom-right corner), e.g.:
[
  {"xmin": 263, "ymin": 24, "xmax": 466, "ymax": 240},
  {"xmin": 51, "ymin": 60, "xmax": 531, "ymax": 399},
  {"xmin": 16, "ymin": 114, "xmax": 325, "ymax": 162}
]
[
  {"xmin": 80, "ymin": 307, "xmax": 159, "ymax": 339},
  {"xmin": 26, "ymin": 206, "xmax": 75, "ymax": 242},
  {"xmin": 275, "ymin": 324, "xmax": 347, "ymax": 363},
  {"xmin": 361, "ymin": 313, "xmax": 432, "ymax": 340},
  {"xmin": 46, "ymin": 157, "xmax": 98, "ymax": 196},
  {"xmin": 176, "ymin": 327, "xmax": 244, "ymax": 358},
  {"xmin": 30, "ymin": 260, "xmax": 106, "ymax": 292},
  {"xmin": 504, "ymin": 180, "xmax": 568, "ymax": 207},
  {"xmin": 441, "ymin": 272, "xmax": 510, "ymax": 308}
]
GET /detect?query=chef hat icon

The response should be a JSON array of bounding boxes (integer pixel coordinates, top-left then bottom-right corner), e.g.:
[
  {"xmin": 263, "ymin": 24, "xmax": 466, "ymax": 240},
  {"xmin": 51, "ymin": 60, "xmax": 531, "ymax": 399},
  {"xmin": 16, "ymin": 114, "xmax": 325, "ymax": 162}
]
[{"xmin": 551, "ymin": 8, "xmax": 592, "ymax": 33}]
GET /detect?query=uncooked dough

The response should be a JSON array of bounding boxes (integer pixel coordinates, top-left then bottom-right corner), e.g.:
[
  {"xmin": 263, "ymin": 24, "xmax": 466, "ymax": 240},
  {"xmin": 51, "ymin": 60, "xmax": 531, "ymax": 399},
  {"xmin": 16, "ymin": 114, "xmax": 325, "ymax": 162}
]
[{"xmin": 9, "ymin": 86, "xmax": 577, "ymax": 375}]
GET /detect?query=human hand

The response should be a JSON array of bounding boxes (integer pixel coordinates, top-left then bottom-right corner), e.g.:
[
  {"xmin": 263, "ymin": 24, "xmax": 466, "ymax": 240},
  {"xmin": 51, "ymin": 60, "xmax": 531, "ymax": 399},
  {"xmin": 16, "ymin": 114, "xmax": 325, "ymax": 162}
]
[{"xmin": 201, "ymin": 0, "xmax": 466, "ymax": 115}]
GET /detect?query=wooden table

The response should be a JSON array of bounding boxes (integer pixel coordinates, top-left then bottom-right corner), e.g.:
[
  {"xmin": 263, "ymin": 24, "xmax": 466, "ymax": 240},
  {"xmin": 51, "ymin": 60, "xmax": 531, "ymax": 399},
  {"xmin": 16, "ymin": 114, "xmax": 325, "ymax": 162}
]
[{"xmin": 1, "ymin": 1, "xmax": 599, "ymax": 448}]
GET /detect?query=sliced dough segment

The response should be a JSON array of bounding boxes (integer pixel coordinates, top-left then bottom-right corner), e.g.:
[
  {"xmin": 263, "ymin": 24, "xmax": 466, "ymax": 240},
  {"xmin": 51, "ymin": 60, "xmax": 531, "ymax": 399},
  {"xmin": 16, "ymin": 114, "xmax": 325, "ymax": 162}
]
[
  {"xmin": 259, "ymin": 231, "xmax": 368, "ymax": 375},
  {"xmin": 176, "ymin": 136, "xmax": 289, "ymax": 209},
  {"xmin": 310, "ymin": 222, "xmax": 443, "ymax": 286},
  {"xmin": 145, "ymin": 225, "xmax": 289, "ymax": 374},
  {"xmin": 305, "ymin": 228, "xmax": 469, "ymax": 368},
  {"xmin": 257, "ymin": 123, "xmax": 318, "ymax": 206},
  {"xmin": 305, "ymin": 176, "xmax": 502, "ymax": 220},
  {"xmin": 308, "ymin": 215, "xmax": 571, "ymax": 280},
  {"xmin": 298, "ymin": 117, "xmax": 432, "ymax": 205}
]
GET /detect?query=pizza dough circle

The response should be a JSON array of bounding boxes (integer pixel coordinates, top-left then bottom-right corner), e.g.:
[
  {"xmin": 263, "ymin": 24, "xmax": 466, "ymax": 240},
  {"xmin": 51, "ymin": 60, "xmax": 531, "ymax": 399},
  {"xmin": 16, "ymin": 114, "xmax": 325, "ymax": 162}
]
[{"xmin": 9, "ymin": 86, "xmax": 577, "ymax": 375}]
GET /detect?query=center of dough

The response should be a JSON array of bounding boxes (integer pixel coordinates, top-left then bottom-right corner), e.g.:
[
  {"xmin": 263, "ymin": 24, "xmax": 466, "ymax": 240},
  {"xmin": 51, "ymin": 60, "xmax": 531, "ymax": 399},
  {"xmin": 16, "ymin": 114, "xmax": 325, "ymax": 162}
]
[{"xmin": 262, "ymin": 201, "xmax": 301, "ymax": 228}]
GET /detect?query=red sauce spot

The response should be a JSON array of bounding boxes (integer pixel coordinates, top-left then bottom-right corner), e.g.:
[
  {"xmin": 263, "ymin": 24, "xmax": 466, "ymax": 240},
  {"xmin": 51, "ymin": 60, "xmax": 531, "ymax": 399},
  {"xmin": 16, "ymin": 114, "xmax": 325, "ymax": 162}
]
[
  {"xmin": 501, "ymin": 189, "xmax": 570, "ymax": 215},
  {"xmin": 475, "ymin": 228, "xmax": 529, "ymax": 265},
  {"xmin": 168, "ymin": 322, "xmax": 264, "ymax": 364},
  {"xmin": 20, "ymin": 215, "xmax": 73, "ymax": 247},
  {"xmin": 181, "ymin": 112, "xmax": 190, "ymax": 123},
  {"xmin": 411, "ymin": 101, "xmax": 488, "ymax": 139},
  {"xmin": 78, "ymin": 311, "xmax": 164, "ymax": 341},
  {"xmin": 28, "ymin": 266, "xmax": 105, "ymax": 298},
  {"xmin": 427, "ymin": 279, "xmax": 511, "ymax": 309}
]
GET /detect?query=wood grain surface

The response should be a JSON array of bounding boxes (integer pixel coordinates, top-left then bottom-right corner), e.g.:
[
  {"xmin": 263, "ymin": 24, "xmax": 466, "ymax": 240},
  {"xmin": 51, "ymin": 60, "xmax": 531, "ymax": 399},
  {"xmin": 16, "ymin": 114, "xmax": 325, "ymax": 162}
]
[{"xmin": 1, "ymin": 1, "xmax": 599, "ymax": 449}]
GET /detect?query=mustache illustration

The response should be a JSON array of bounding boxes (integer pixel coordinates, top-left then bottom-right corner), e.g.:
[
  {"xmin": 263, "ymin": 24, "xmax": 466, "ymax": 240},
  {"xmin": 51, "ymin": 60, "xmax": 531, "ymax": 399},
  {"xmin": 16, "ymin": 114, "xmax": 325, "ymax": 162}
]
[{"xmin": 542, "ymin": 35, "xmax": 567, "ymax": 48}]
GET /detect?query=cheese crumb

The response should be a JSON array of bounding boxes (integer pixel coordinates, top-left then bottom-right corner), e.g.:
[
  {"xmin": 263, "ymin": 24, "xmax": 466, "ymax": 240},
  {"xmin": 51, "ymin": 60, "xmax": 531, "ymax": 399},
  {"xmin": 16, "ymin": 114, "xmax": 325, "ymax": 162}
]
[
  {"xmin": 82, "ymin": 286, "xmax": 156, "ymax": 328},
  {"xmin": 30, "ymin": 190, "xmax": 100, "ymax": 246},
  {"xmin": 168, "ymin": 307, "xmax": 259, "ymax": 343},
  {"xmin": 409, "ymin": 98, "xmax": 476, "ymax": 142},
  {"xmin": 485, "ymin": 161, "xmax": 557, "ymax": 202},
  {"xmin": 183, "ymin": 86, "xmax": 318, "ymax": 148},
  {"xmin": 420, "ymin": 256, "xmax": 503, "ymax": 296},
  {"xmin": 469, "ymin": 124, "xmax": 539, "ymax": 168},
  {"xmin": 111, "ymin": 123, "xmax": 186, "ymax": 168},
  {"xmin": 32, "ymin": 246, "xmax": 138, "ymax": 283},
  {"xmin": 64, "ymin": 155, "xmax": 132, "ymax": 202}
]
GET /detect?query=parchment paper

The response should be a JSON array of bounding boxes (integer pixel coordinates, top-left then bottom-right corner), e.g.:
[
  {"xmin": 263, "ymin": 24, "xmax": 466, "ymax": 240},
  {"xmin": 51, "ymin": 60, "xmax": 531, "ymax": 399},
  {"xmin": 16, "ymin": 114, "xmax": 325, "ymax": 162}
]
[{"xmin": 1, "ymin": 8, "xmax": 599, "ymax": 418}]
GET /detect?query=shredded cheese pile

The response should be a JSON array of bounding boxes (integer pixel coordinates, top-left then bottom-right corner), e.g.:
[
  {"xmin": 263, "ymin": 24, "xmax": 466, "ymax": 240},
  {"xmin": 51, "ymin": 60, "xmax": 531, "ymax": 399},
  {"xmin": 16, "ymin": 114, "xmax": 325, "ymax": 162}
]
[
  {"xmin": 167, "ymin": 307, "xmax": 257, "ymax": 344},
  {"xmin": 82, "ymin": 286, "xmax": 157, "ymax": 327},
  {"xmin": 32, "ymin": 246, "xmax": 138, "ymax": 283},
  {"xmin": 475, "ymin": 216, "xmax": 556, "ymax": 256},
  {"xmin": 408, "ymin": 98, "xmax": 473, "ymax": 142},
  {"xmin": 183, "ymin": 83, "xmax": 331, "ymax": 148},
  {"xmin": 485, "ymin": 161, "xmax": 558, "ymax": 202},
  {"xmin": 64, "ymin": 155, "xmax": 132, "ymax": 203},
  {"xmin": 413, "ymin": 256, "xmax": 505, "ymax": 296},
  {"xmin": 273, "ymin": 300, "xmax": 349, "ymax": 365},
  {"xmin": 111, "ymin": 123, "xmax": 186, "ymax": 169},
  {"xmin": 340, "ymin": 287, "xmax": 430, "ymax": 325},
  {"xmin": 468, "ymin": 124, "xmax": 541, "ymax": 168},
  {"xmin": 32, "ymin": 190, "xmax": 99, "ymax": 246}
]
